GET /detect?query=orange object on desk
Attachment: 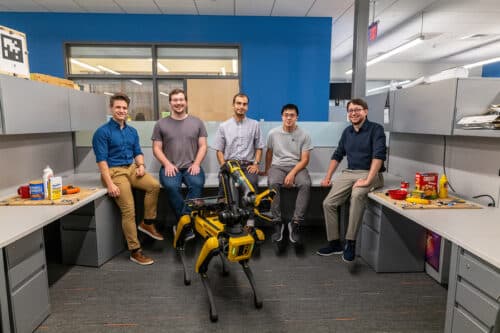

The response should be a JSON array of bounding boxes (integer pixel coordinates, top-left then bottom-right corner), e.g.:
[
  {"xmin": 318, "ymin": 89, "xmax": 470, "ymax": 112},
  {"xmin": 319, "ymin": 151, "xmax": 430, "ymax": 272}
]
[{"xmin": 62, "ymin": 185, "xmax": 80, "ymax": 195}]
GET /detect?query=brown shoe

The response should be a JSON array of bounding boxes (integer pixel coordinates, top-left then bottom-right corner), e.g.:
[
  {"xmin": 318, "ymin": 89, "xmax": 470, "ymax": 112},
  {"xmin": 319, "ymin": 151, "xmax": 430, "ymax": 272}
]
[
  {"xmin": 130, "ymin": 249, "xmax": 154, "ymax": 265},
  {"xmin": 138, "ymin": 221, "xmax": 164, "ymax": 240}
]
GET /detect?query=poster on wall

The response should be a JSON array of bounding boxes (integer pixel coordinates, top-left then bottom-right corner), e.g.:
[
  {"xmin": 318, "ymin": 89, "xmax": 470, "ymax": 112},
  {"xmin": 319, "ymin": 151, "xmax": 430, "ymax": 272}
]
[{"xmin": 0, "ymin": 25, "xmax": 30, "ymax": 78}]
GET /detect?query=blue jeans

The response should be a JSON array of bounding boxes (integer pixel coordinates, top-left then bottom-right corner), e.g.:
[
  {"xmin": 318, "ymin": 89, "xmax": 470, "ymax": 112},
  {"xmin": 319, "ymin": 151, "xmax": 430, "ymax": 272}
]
[{"xmin": 159, "ymin": 167, "xmax": 205, "ymax": 220}]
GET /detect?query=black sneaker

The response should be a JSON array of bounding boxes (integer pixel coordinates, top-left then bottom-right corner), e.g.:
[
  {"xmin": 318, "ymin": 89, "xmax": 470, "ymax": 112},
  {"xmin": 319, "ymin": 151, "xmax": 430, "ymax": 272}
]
[
  {"xmin": 316, "ymin": 240, "xmax": 343, "ymax": 256},
  {"xmin": 288, "ymin": 222, "xmax": 302, "ymax": 245},
  {"xmin": 342, "ymin": 240, "xmax": 356, "ymax": 262},
  {"xmin": 173, "ymin": 225, "xmax": 196, "ymax": 242},
  {"xmin": 271, "ymin": 222, "xmax": 285, "ymax": 243}
]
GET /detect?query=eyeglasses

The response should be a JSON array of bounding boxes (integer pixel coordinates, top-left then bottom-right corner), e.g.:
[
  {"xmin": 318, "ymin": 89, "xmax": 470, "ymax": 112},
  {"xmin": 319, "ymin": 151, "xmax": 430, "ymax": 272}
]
[
  {"xmin": 282, "ymin": 113, "xmax": 297, "ymax": 118},
  {"xmin": 347, "ymin": 108, "xmax": 365, "ymax": 113}
]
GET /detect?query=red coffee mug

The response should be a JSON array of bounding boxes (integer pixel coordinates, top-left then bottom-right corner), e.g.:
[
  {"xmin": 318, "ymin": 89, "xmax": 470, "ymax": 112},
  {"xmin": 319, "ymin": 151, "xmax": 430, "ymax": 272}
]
[{"xmin": 17, "ymin": 185, "xmax": 30, "ymax": 199}]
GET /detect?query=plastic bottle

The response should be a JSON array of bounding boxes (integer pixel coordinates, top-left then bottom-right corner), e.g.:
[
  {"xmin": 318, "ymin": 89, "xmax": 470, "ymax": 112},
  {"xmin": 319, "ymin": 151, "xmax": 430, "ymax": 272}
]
[
  {"xmin": 438, "ymin": 174, "xmax": 448, "ymax": 199},
  {"xmin": 42, "ymin": 165, "xmax": 54, "ymax": 199}
]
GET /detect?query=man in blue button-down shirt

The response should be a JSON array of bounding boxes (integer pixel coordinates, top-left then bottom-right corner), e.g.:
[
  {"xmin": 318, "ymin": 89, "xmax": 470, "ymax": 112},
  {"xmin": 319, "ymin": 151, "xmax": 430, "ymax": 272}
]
[
  {"xmin": 92, "ymin": 93, "xmax": 161, "ymax": 266},
  {"xmin": 317, "ymin": 98, "xmax": 386, "ymax": 262}
]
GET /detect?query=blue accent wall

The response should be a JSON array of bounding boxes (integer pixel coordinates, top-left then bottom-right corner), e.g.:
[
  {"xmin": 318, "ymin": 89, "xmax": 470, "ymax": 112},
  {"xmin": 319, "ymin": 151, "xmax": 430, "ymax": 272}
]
[
  {"xmin": 482, "ymin": 62, "xmax": 500, "ymax": 77},
  {"xmin": 0, "ymin": 13, "xmax": 331, "ymax": 121}
]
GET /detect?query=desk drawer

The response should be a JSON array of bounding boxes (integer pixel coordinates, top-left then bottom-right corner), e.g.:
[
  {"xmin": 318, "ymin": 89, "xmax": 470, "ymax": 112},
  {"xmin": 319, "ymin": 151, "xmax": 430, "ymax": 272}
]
[
  {"xmin": 456, "ymin": 280, "xmax": 499, "ymax": 327},
  {"xmin": 459, "ymin": 250, "xmax": 500, "ymax": 300},
  {"xmin": 61, "ymin": 214, "xmax": 96, "ymax": 231},
  {"xmin": 10, "ymin": 268, "xmax": 50, "ymax": 333},
  {"xmin": 452, "ymin": 307, "xmax": 488, "ymax": 333},
  {"xmin": 363, "ymin": 202, "xmax": 381, "ymax": 232},
  {"xmin": 360, "ymin": 224, "xmax": 380, "ymax": 269},
  {"xmin": 5, "ymin": 230, "xmax": 43, "ymax": 268},
  {"xmin": 8, "ymin": 249, "xmax": 46, "ymax": 291}
]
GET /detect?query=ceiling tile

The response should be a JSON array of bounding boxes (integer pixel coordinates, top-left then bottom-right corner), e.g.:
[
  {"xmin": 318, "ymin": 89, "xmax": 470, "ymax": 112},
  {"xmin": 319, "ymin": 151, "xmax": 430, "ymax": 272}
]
[
  {"xmin": 235, "ymin": 0, "xmax": 274, "ymax": 16},
  {"xmin": 307, "ymin": 0, "xmax": 351, "ymax": 18},
  {"xmin": 195, "ymin": 0, "xmax": 234, "ymax": 15},
  {"xmin": 154, "ymin": 0, "xmax": 198, "ymax": 14},
  {"xmin": 36, "ymin": 0, "xmax": 85, "ymax": 12},
  {"xmin": 271, "ymin": 0, "xmax": 314, "ymax": 17},
  {"xmin": 73, "ymin": 0, "xmax": 124, "ymax": 13},
  {"xmin": 0, "ymin": 0, "xmax": 48, "ymax": 11},
  {"xmin": 115, "ymin": 0, "xmax": 162, "ymax": 14}
]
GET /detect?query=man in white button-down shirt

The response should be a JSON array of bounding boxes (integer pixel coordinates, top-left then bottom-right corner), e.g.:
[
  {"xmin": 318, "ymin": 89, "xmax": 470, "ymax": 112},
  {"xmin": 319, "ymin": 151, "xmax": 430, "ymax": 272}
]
[{"xmin": 212, "ymin": 93, "xmax": 265, "ymax": 227}]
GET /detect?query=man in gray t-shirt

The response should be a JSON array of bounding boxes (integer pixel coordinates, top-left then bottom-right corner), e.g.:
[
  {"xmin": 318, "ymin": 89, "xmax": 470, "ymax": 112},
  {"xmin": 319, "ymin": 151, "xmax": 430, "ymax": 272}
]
[
  {"xmin": 152, "ymin": 89, "xmax": 208, "ymax": 235},
  {"xmin": 212, "ymin": 93, "xmax": 264, "ymax": 227},
  {"xmin": 265, "ymin": 104, "xmax": 313, "ymax": 249}
]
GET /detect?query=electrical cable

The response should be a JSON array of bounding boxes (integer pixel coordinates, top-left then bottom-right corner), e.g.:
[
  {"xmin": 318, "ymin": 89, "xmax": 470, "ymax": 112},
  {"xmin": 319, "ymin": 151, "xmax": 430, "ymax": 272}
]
[
  {"xmin": 472, "ymin": 194, "xmax": 496, "ymax": 207},
  {"xmin": 442, "ymin": 136, "xmax": 456, "ymax": 193}
]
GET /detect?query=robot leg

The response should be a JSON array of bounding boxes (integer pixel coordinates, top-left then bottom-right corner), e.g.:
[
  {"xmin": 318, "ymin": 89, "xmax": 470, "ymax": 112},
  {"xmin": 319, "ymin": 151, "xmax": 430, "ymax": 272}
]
[
  {"xmin": 195, "ymin": 237, "xmax": 220, "ymax": 322},
  {"xmin": 173, "ymin": 215, "xmax": 192, "ymax": 249},
  {"xmin": 240, "ymin": 260, "xmax": 263, "ymax": 309}
]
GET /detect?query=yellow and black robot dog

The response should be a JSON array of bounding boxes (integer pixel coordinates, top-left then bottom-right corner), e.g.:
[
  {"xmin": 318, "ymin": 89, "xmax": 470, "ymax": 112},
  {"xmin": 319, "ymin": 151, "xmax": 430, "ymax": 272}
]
[{"xmin": 172, "ymin": 160, "xmax": 275, "ymax": 322}]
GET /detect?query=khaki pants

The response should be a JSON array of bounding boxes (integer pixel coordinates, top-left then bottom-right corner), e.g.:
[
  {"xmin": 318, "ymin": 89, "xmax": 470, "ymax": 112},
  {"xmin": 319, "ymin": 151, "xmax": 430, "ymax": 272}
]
[
  {"xmin": 107, "ymin": 165, "xmax": 160, "ymax": 250},
  {"xmin": 322, "ymin": 170, "xmax": 383, "ymax": 241}
]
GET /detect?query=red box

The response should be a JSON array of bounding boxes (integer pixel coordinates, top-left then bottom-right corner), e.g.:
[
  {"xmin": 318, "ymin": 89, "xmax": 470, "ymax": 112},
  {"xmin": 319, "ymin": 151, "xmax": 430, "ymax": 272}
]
[{"xmin": 415, "ymin": 172, "xmax": 438, "ymax": 199}]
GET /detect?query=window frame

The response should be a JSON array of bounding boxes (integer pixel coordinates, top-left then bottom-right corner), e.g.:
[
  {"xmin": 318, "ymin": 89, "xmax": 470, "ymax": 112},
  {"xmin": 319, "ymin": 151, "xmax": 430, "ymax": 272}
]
[{"xmin": 64, "ymin": 42, "xmax": 241, "ymax": 120}]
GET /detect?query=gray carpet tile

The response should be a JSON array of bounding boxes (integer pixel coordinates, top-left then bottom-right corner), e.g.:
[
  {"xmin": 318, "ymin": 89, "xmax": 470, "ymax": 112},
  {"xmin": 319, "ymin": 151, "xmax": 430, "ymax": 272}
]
[{"xmin": 37, "ymin": 227, "xmax": 446, "ymax": 333}]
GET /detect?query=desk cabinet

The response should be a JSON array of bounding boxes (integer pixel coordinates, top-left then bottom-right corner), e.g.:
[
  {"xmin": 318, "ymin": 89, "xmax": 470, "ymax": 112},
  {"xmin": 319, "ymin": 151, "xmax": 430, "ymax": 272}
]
[
  {"xmin": 3, "ymin": 229, "xmax": 50, "ymax": 333},
  {"xmin": 0, "ymin": 75, "xmax": 71, "ymax": 134},
  {"xmin": 359, "ymin": 200, "xmax": 426, "ymax": 272},
  {"xmin": 445, "ymin": 244, "xmax": 500, "ymax": 333},
  {"xmin": 60, "ymin": 196, "xmax": 125, "ymax": 267}
]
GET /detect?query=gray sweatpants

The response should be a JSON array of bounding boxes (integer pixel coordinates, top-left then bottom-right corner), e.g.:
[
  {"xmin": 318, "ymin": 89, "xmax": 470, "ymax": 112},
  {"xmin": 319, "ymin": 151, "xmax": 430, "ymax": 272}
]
[
  {"xmin": 268, "ymin": 165, "xmax": 311, "ymax": 224},
  {"xmin": 322, "ymin": 170, "xmax": 383, "ymax": 241}
]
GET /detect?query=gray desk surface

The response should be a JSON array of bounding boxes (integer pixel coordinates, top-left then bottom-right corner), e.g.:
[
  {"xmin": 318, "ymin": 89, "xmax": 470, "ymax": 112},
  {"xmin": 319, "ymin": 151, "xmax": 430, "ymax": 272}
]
[
  {"xmin": 369, "ymin": 174, "xmax": 500, "ymax": 269},
  {"xmin": 0, "ymin": 173, "xmax": 107, "ymax": 248}
]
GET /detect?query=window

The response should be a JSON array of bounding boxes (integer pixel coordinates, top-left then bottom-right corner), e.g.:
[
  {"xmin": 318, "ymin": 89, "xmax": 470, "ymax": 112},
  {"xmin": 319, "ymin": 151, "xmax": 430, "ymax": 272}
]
[{"xmin": 66, "ymin": 44, "xmax": 240, "ymax": 120}]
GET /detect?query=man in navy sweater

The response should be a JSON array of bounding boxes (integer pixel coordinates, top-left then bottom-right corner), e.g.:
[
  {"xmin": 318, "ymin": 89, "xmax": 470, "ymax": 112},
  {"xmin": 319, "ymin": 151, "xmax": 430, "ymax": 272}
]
[{"xmin": 317, "ymin": 98, "xmax": 386, "ymax": 262}]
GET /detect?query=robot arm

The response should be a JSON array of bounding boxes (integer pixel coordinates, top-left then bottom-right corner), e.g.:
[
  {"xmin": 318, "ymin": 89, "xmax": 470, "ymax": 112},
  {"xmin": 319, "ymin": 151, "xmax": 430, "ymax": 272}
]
[
  {"xmin": 220, "ymin": 160, "xmax": 256, "ymax": 208},
  {"xmin": 220, "ymin": 160, "xmax": 275, "ymax": 223}
]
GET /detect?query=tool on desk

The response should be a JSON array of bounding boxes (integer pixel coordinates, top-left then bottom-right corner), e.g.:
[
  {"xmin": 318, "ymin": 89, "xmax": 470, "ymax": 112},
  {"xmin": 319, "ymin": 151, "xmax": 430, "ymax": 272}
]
[
  {"xmin": 62, "ymin": 185, "xmax": 80, "ymax": 195},
  {"xmin": 405, "ymin": 197, "xmax": 431, "ymax": 205}
]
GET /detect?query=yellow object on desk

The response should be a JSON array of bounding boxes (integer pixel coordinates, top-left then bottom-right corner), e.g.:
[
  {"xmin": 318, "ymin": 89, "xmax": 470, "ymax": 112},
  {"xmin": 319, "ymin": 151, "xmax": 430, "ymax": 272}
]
[{"xmin": 405, "ymin": 197, "xmax": 431, "ymax": 205}]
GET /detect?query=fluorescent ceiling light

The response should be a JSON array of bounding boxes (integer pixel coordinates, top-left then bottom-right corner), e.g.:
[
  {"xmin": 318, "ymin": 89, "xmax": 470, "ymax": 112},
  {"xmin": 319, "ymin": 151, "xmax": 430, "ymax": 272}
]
[
  {"xmin": 459, "ymin": 34, "xmax": 476, "ymax": 40},
  {"xmin": 159, "ymin": 91, "xmax": 169, "ymax": 97},
  {"xmin": 157, "ymin": 62, "xmax": 169, "ymax": 72},
  {"xmin": 346, "ymin": 36, "xmax": 424, "ymax": 75},
  {"xmin": 97, "ymin": 65, "xmax": 120, "ymax": 75},
  {"xmin": 130, "ymin": 80, "xmax": 143, "ymax": 86},
  {"xmin": 463, "ymin": 56, "xmax": 500, "ymax": 69},
  {"xmin": 103, "ymin": 92, "xmax": 114, "ymax": 96},
  {"xmin": 367, "ymin": 80, "xmax": 410, "ymax": 93},
  {"xmin": 70, "ymin": 58, "xmax": 100, "ymax": 72}
]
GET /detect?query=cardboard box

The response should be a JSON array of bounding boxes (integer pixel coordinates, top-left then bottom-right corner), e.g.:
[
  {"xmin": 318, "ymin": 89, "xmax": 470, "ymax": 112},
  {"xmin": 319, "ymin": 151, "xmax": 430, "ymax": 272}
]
[
  {"xmin": 0, "ymin": 25, "xmax": 30, "ymax": 78},
  {"xmin": 48, "ymin": 176, "xmax": 62, "ymax": 200},
  {"xmin": 415, "ymin": 172, "xmax": 438, "ymax": 199},
  {"xmin": 30, "ymin": 73, "xmax": 80, "ymax": 90}
]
